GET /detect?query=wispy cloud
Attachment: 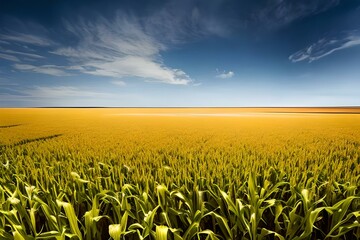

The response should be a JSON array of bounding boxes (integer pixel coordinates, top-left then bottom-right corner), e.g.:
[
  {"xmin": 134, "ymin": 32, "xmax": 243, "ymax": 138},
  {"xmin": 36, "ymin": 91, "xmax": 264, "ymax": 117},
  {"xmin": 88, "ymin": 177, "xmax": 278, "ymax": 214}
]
[
  {"xmin": 216, "ymin": 69, "xmax": 234, "ymax": 79},
  {"xmin": 289, "ymin": 30, "xmax": 360, "ymax": 62},
  {"xmin": 0, "ymin": 48, "xmax": 45, "ymax": 63},
  {"xmin": 253, "ymin": 0, "xmax": 340, "ymax": 30},
  {"xmin": 4, "ymin": 49, "xmax": 44, "ymax": 59},
  {"xmin": 13, "ymin": 64, "xmax": 72, "ymax": 76},
  {"xmin": 0, "ymin": 32, "xmax": 53, "ymax": 46},
  {"xmin": 0, "ymin": 86, "xmax": 109, "ymax": 97},
  {"xmin": 0, "ymin": 82, "xmax": 18, "ymax": 86},
  {"xmin": 0, "ymin": 40, "xmax": 10, "ymax": 45},
  {"xmin": 27, "ymin": 86, "xmax": 112, "ymax": 98},
  {"xmin": 49, "ymin": 13, "xmax": 192, "ymax": 85},
  {"xmin": 112, "ymin": 80, "xmax": 126, "ymax": 87},
  {"xmin": 145, "ymin": 1, "xmax": 229, "ymax": 44},
  {"xmin": 1, "ymin": 8, "xmax": 228, "ymax": 85},
  {"xmin": 0, "ymin": 53, "xmax": 20, "ymax": 62},
  {"xmin": 0, "ymin": 22, "xmax": 48, "ymax": 63}
]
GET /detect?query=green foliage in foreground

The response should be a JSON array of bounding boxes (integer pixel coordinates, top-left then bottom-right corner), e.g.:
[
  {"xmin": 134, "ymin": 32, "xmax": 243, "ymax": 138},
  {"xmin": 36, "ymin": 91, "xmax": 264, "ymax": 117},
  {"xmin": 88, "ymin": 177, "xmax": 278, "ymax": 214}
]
[{"xmin": 0, "ymin": 163, "xmax": 359, "ymax": 240}]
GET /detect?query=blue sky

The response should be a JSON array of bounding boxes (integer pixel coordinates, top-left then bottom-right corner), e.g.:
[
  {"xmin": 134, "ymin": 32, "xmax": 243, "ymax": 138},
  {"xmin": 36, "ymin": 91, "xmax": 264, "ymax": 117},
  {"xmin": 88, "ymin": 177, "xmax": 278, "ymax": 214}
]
[{"xmin": 0, "ymin": 0, "xmax": 360, "ymax": 107}]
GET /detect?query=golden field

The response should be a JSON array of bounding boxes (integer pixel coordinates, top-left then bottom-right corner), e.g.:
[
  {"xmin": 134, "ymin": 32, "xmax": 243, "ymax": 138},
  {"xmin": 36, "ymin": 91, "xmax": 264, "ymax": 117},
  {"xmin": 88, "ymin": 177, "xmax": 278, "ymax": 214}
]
[{"xmin": 0, "ymin": 108, "xmax": 360, "ymax": 239}]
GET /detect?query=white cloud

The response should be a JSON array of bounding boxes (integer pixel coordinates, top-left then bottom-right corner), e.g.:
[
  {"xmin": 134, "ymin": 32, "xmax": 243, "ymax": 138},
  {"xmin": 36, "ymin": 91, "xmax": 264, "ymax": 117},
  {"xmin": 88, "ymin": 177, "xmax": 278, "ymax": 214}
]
[
  {"xmin": 216, "ymin": 70, "xmax": 234, "ymax": 79},
  {"xmin": 112, "ymin": 80, "xmax": 126, "ymax": 87},
  {"xmin": 289, "ymin": 30, "xmax": 360, "ymax": 63},
  {"xmin": 50, "ymin": 13, "xmax": 191, "ymax": 85},
  {"xmin": 0, "ymin": 53, "xmax": 20, "ymax": 62},
  {"xmin": 13, "ymin": 64, "xmax": 72, "ymax": 76}
]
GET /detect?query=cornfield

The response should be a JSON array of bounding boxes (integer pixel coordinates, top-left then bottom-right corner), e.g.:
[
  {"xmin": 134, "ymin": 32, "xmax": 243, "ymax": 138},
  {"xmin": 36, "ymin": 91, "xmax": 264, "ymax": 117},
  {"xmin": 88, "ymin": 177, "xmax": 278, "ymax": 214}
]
[{"xmin": 0, "ymin": 108, "xmax": 359, "ymax": 239}]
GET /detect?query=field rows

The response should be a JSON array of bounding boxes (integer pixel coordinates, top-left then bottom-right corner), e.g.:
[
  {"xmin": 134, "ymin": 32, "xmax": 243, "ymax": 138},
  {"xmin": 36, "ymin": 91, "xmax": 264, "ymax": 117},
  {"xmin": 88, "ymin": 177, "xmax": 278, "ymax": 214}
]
[{"xmin": 0, "ymin": 108, "xmax": 360, "ymax": 239}]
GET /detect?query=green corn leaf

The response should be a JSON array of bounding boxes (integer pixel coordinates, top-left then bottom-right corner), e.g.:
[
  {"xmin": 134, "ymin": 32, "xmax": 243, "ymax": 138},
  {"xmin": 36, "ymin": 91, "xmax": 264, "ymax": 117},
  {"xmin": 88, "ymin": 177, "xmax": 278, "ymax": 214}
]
[
  {"xmin": 259, "ymin": 228, "xmax": 285, "ymax": 240},
  {"xmin": 56, "ymin": 200, "xmax": 83, "ymax": 240},
  {"xmin": 156, "ymin": 225, "xmax": 168, "ymax": 240}
]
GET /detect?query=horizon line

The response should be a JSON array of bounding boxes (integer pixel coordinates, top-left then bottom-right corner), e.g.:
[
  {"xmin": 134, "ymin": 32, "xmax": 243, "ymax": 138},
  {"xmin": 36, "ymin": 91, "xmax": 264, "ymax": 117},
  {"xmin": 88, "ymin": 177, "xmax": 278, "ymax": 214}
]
[{"xmin": 1, "ymin": 106, "xmax": 360, "ymax": 109}]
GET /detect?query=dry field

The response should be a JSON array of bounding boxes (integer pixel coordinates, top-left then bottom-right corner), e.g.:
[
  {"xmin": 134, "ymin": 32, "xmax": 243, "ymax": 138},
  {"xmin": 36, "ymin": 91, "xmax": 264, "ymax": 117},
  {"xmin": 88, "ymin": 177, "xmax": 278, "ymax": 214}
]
[{"xmin": 0, "ymin": 108, "xmax": 360, "ymax": 239}]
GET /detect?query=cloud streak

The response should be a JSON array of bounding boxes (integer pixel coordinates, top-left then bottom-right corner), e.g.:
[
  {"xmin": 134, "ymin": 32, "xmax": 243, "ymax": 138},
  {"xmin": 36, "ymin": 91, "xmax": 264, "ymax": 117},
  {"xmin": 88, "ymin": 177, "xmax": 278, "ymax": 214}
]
[
  {"xmin": 0, "ymin": 85, "xmax": 113, "ymax": 99},
  {"xmin": 289, "ymin": 30, "xmax": 360, "ymax": 62},
  {"xmin": 27, "ymin": 86, "xmax": 113, "ymax": 98},
  {"xmin": 253, "ymin": 0, "xmax": 340, "ymax": 30},
  {"xmin": 14, "ymin": 64, "xmax": 72, "ymax": 76},
  {"xmin": 4, "ymin": 49, "xmax": 44, "ymax": 59},
  {"xmin": 0, "ymin": 32, "xmax": 53, "ymax": 46},
  {"xmin": 0, "ymin": 48, "xmax": 45, "ymax": 62},
  {"xmin": 145, "ymin": 1, "xmax": 229, "ymax": 44},
  {"xmin": 0, "ymin": 53, "xmax": 20, "ymax": 62}
]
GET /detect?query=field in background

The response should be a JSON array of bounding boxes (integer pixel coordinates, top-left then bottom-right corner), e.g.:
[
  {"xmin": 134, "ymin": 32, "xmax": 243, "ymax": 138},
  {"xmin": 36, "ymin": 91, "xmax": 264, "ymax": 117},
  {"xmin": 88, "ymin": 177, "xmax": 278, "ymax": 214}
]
[{"xmin": 1, "ymin": 108, "xmax": 360, "ymax": 239}]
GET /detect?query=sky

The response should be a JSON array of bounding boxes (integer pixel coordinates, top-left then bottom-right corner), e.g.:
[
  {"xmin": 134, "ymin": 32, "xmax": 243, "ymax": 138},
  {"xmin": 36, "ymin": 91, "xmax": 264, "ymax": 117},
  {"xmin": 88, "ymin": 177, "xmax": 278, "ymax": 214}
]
[{"xmin": 0, "ymin": 0, "xmax": 360, "ymax": 107}]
